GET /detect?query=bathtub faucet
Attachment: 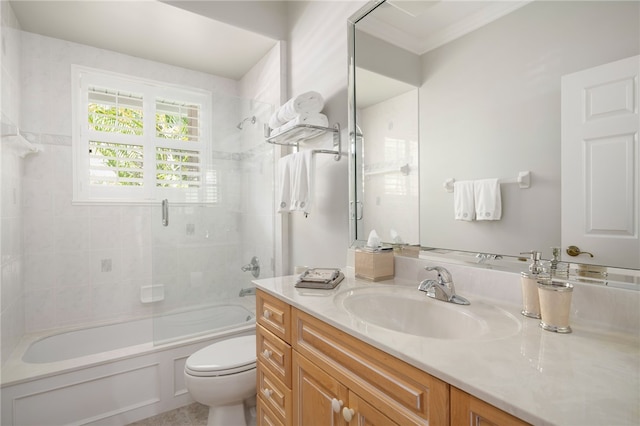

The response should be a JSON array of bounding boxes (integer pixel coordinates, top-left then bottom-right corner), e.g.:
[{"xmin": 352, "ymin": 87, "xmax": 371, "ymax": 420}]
[{"xmin": 239, "ymin": 287, "xmax": 256, "ymax": 297}]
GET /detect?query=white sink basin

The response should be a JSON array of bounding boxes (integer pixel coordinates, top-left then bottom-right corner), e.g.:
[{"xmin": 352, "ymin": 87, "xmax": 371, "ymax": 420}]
[{"xmin": 334, "ymin": 285, "xmax": 520, "ymax": 340}]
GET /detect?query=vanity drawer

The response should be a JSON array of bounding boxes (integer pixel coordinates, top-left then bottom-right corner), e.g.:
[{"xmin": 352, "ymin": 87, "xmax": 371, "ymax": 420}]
[
  {"xmin": 256, "ymin": 398, "xmax": 285, "ymax": 426},
  {"xmin": 257, "ymin": 361, "xmax": 292, "ymax": 426},
  {"xmin": 292, "ymin": 307, "xmax": 449, "ymax": 426},
  {"xmin": 257, "ymin": 289, "xmax": 291, "ymax": 343},
  {"xmin": 257, "ymin": 324, "xmax": 292, "ymax": 388}
]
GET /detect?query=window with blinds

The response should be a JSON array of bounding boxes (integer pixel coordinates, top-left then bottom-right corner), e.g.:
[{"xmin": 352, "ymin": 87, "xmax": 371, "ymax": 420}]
[{"xmin": 72, "ymin": 66, "xmax": 214, "ymax": 203}]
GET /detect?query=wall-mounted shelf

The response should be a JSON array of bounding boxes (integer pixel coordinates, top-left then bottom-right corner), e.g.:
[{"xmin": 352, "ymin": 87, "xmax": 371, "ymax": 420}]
[
  {"xmin": 265, "ymin": 123, "xmax": 341, "ymax": 161},
  {"xmin": 2, "ymin": 128, "xmax": 41, "ymax": 158}
]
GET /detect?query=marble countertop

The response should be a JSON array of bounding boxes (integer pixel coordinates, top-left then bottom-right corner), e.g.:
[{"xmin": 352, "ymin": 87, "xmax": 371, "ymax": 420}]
[{"xmin": 254, "ymin": 273, "xmax": 639, "ymax": 426}]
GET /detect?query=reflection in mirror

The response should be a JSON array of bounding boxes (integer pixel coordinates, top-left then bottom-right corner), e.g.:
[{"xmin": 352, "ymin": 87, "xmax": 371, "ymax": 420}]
[{"xmin": 350, "ymin": 1, "xmax": 639, "ymax": 279}]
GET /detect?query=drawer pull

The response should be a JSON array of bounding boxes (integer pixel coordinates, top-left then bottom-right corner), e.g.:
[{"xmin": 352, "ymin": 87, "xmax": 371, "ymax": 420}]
[
  {"xmin": 262, "ymin": 349, "xmax": 272, "ymax": 359},
  {"xmin": 262, "ymin": 388, "xmax": 273, "ymax": 399},
  {"xmin": 331, "ymin": 398, "xmax": 343, "ymax": 413},
  {"xmin": 342, "ymin": 407, "xmax": 355, "ymax": 422},
  {"xmin": 263, "ymin": 309, "xmax": 271, "ymax": 319}
]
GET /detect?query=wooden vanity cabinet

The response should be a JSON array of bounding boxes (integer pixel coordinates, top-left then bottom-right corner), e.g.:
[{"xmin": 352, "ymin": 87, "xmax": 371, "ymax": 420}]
[
  {"xmin": 451, "ymin": 387, "xmax": 530, "ymax": 426},
  {"xmin": 256, "ymin": 289, "xmax": 530, "ymax": 426},
  {"xmin": 256, "ymin": 291, "xmax": 292, "ymax": 426}
]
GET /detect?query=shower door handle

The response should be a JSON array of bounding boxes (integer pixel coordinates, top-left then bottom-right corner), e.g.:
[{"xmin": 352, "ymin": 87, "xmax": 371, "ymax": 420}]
[{"xmin": 162, "ymin": 199, "xmax": 169, "ymax": 227}]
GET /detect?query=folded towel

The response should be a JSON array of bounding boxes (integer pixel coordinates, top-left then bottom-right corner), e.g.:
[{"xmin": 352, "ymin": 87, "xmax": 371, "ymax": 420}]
[
  {"xmin": 272, "ymin": 112, "xmax": 329, "ymax": 135},
  {"xmin": 290, "ymin": 150, "xmax": 314, "ymax": 215},
  {"xmin": 276, "ymin": 154, "xmax": 292, "ymax": 214},
  {"xmin": 454, "ymin": 180, "xmax": 475, "ymax": 221},
  {"xmin": 269, "ymin": 91, "xmax": 325, "ymax": 129},
  {"xmin": 474, "ymin": 178, "xmax": 502, "ymax": 220}
]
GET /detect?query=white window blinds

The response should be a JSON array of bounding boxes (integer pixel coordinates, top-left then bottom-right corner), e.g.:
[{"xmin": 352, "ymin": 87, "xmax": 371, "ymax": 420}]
[{"xmin": 72, "ymin": 66, "xmax": 214, "ymax": 203}]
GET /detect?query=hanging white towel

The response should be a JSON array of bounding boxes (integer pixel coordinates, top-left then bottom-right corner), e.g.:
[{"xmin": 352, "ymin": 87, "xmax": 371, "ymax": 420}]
[
  {"xmin": 272, "ymin": 112, "xmax": 329, "ymax": 135},
  {"xmin": 276, "ymin": 154, "xmax": 292, "ymax": 214},
  {"xmin": 454, "ymin": 180, "xmax": 475, "ymax": 221},
  {"xmin": 290, "ymin": 150, "xmax": 314, "ymax": 215},
  {"xmin": 269, "ymin": 91, "xmax": 325, "ymax": 129},
  {"xmin": 474, "ymin": 178, "xmax": 502, "ymax": 220}
]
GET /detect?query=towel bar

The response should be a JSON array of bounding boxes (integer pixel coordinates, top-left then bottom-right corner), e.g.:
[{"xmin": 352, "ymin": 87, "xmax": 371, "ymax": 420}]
[{"xmin": 444, "ymin": 171, "xmax": 531, "ymax": 192}]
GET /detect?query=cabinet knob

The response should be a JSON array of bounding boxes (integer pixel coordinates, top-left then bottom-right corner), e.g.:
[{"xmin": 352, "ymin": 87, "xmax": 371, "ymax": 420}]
[
  {"xmin": 262, "ymin": 349, "xmax": 272, "ymax": 359},
  {"xmin": 262, "ymin": 388, "xmax": 273, "ymax": 399},
  {"xmin": 263, "ymin": 309, "xmax": 271, "ymax": 319},
  {"xmin": 342, "ymin": 407, "xmax": 355, "ymax": 422},
  {"xmin": 331, "ymin": 398, "xmax": 343, "ymax": 413}
]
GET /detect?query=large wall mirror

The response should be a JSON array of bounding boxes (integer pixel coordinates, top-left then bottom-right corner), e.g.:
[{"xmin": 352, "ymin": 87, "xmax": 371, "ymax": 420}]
[{"xmin": 348, "ymin": 0, "xmax": 639, "ymax": 281}]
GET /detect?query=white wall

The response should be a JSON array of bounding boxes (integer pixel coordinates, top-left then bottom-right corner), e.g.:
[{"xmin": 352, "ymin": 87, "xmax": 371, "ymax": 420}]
[
  {"xmin": 285, "ymin": 1, "xmax": 366, "ymax": 271},
  {"xmin": 0, "ymin": 0, "xmax": 25, "ymax": 365}
]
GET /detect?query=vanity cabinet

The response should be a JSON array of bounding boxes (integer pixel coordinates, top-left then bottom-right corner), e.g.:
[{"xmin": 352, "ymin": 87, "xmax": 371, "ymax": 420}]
[
  {"xmin": 451, "ymin": 387, "xmax": 530, "ymax": 426},
  {"xmin": 256, "ymin": 289, "xmax": 530, "ymax": 426},
  {"xmin": 256, "ymin": 291, "xmax": 292, "ymax": 426}
]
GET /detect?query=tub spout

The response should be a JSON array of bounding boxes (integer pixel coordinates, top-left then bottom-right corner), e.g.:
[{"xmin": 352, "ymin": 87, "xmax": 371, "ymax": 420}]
[{"xmin": 239, "ymin": 287, "xmax": 256, "ymax": 297}]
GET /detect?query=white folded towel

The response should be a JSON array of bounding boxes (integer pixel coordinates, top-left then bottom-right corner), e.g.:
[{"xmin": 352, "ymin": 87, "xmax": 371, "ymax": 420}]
[
  {"xmin": 276, "ymin": 154, "xmax": 292, "ymax": 214},
  {"xmin": 272, "ymin": 112, "xmax": 329, "ymax": 135},
  {"xmin": 474, "ymin": 178, "xmax": 502, "ymax": 220},
  {"xmin": 454, "ymin": 180, "xmax": 475, "ymax": 221},
  {"xmin": 269, "ymin": 91, "xmax": 325, "ymax": 129},
  {"xmin": 290, "ymin": 150, "xmax": 314, "ymax": 215}
]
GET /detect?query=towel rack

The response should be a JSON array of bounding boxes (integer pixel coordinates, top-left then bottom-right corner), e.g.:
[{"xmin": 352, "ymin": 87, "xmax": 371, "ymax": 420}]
[
  {"xmin": 443, "ymin": 171, "xmax": 531, "ymax": 192},
  {"xmin": 265, "ymin": 123, "xmax": 342, "ymax": 161}
]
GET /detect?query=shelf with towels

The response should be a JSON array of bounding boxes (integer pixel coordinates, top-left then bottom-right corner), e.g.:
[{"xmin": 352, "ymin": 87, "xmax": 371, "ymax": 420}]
[
  {"xmin": 265, "ymin": 123, "xmax": 342, "ymax": 161},
  {"xmin": 444, "ymin": 171, "xmax": 531, "ymax": 192}
]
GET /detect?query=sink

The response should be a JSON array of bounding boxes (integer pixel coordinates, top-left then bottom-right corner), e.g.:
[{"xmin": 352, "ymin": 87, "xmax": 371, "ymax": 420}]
[{"xmin": 334, "ymin": 285, "xmax": 520, "ymax": 340}]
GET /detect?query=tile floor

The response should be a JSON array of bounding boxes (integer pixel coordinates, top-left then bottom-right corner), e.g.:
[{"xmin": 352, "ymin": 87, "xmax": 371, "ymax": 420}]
[
  {"xmin": 127, "ymin": 400, "xmax": 257, "ymax": 426},
  {"xmin": 127, "ymin": 403, "xmax": 208, "ymax": 426}
]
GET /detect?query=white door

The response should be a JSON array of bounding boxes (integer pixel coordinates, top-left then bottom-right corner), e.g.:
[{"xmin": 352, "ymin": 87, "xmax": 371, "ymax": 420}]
[{"xmin": 561, "ymin": 55, "xmax": 640, "ymax": 269}]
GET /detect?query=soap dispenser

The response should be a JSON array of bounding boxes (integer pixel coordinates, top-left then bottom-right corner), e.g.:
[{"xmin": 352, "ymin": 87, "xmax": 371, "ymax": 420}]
[{"xmin": 520, "ymin": 250, "xmax": 545, "ymax": 318}]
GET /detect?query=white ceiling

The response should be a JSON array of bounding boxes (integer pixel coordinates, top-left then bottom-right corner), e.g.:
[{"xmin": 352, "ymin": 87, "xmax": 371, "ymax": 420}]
[
  {"xmin": 358, "ymin": 0, "xmax": 532, "ymax": 55},
  {"xmin": 9, "ymin": 0, "xmax": 279, "ymax": 80}
]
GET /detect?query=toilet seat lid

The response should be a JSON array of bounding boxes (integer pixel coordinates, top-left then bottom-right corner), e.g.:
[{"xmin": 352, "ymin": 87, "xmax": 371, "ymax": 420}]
[{"xmin": 185, "ymin": 335, "xmax": 256, "ymax": 376}]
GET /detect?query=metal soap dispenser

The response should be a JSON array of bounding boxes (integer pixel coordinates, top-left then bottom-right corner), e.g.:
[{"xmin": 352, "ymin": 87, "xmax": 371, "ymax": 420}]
[{"xmin": 520, "ymin": 250, "xmax": 544, "ymax": 318}]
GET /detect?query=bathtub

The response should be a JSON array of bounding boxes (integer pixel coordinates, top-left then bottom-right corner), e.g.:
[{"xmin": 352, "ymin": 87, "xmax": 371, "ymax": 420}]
[{"xmin": 1, "ymin": 302, "xmax": 255, "ymax": 426}]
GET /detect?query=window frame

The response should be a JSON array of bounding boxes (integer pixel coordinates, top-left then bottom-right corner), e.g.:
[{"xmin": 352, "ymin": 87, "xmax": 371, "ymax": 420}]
[{"xmin": 72, "ymin": 65, "xmax": 213, "ymax": 204}]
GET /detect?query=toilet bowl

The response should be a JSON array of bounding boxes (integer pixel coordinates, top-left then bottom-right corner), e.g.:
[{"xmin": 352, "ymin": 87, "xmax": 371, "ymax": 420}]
[{"xmin": 184, "ymin": 334, "xmax": 257, "ymax": 426}]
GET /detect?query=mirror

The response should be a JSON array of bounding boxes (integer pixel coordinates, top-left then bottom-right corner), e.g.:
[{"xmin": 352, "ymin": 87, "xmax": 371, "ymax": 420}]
[{"xmin": 349, "ymin": 1, "xmax": 639, "ymax": 275}]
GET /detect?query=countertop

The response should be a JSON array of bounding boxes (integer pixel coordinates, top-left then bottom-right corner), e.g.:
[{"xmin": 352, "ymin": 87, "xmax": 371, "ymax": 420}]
[{"xmin": 254, "ymin": 273, "xmax": 640, "ymax": 426}]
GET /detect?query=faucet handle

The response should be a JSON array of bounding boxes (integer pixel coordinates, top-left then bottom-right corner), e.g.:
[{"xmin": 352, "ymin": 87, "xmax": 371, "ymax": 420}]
[{"xmin": 424, "ymin": 266, "xmax": 452, "ymax": 284}]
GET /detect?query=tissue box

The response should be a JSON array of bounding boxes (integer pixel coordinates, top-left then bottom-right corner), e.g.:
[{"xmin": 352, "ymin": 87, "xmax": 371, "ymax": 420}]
[{"xmin": 355, "ymin": 249, "xmax": 394, "ymax": 281}]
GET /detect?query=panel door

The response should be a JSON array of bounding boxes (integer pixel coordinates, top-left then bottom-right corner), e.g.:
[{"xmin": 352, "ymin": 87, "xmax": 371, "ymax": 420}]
[
  {"xmin": 292, "ymin": 351, "xmax": 348, "ymax": 426},
  {"xmin": 348, "ymin": 391, "xmax": 399, "ymax": 426},
  {"xmin": 561, "ymin": 55, "xmax": 640, "ymax": 269}
]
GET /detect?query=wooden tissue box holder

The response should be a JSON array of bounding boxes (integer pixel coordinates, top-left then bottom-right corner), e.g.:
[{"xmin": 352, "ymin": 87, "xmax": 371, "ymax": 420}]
[{"xmin": 355, "ymin": 249, "xmax": 394, "ymax": 281}]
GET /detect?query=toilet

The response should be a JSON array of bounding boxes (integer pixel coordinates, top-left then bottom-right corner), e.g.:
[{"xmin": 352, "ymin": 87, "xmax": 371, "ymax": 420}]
[{"xmin": 184, "ymin": 334, "xmax": 257, "ymax": 426}]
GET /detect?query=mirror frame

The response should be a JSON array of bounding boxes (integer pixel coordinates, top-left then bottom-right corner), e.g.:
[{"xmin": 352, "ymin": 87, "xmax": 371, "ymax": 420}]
[{"xmin": 347, "ymin": 0, "xmax": 640, "ymax": 288}]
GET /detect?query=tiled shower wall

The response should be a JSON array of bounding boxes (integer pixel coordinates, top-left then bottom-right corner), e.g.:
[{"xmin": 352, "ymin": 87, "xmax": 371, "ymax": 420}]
[
  {"xmin": 1, "ymin": 0, "xmax": 25, "ymax": 365},
  {"xmin": 16, "ymin": 30, "xmax": 274, "ymax": 334}
]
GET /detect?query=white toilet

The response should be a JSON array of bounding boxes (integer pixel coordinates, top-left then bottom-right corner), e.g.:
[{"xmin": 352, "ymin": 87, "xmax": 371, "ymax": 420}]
[{"xmin": 184, "ymin": 334, "xmax": 257, "ymax": 426}]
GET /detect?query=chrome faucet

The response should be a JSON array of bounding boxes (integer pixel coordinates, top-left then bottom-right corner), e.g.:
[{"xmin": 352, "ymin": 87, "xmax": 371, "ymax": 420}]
[
  {"xmin": 238, "ymin": 287, "xmax": 256, "ymax": 297},
  {"xmin": 241, "ymin": 256, "xmax": 260, "ymax": 278},
  {"xmin": 418, "ymin": 266, "xmax": 470, "ymax": 305}
]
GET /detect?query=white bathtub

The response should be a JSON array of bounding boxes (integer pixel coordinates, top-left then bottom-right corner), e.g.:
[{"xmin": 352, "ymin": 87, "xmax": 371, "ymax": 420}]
[{"xmin": 1, "ymin": 302, "xmax": 256, "ymax": 426}]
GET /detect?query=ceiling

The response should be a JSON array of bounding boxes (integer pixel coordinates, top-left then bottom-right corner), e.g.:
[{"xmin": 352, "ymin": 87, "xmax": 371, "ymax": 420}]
[
  {"xmin": 9, "ymin": 0, "xmax": 280, "ymax": 80},
  {"xmin": 358, "ymin": 0, "xmax": 532, "ymax": 55}
]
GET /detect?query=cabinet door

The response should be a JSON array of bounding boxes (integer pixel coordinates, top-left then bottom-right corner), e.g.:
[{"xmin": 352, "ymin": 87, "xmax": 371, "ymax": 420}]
[
  {"xmin": 451, "ymin": 387, "xmax": 530, "ymax": 426},
  {"xmin": 348, "ymin": 391, "xmax": 398, "ymax": 426},
  {"xmin": 293, "ymin": 351, "xmax": 348, "ymax": 426}
]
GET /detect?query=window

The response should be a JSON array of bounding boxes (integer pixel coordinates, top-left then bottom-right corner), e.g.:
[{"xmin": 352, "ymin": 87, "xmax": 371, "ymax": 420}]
[{"xmin": 72, "ymin": 66, "xmax": 215, "ymax": 203}]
